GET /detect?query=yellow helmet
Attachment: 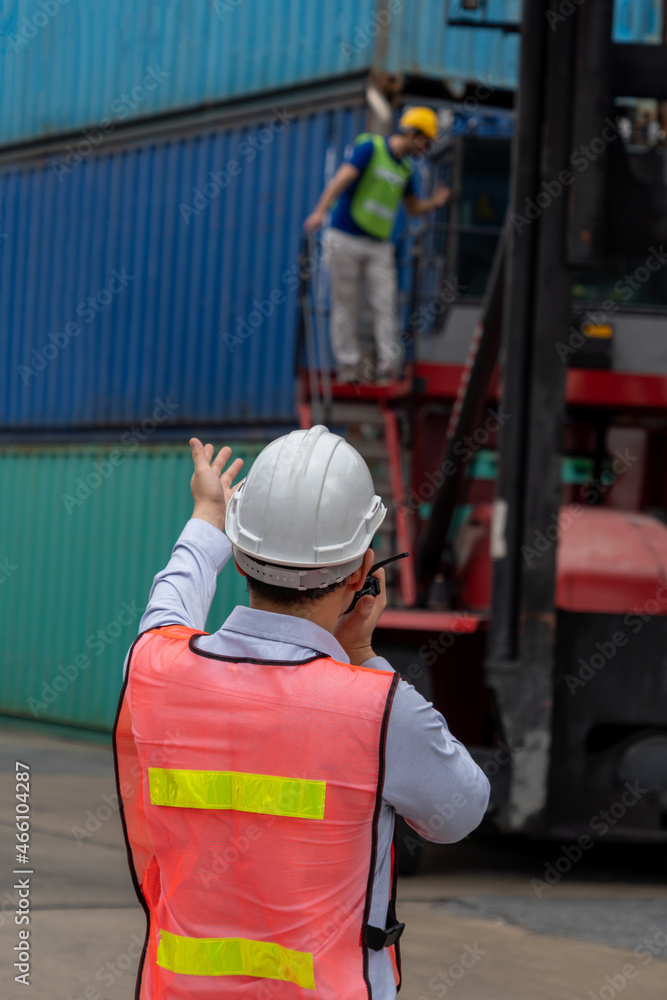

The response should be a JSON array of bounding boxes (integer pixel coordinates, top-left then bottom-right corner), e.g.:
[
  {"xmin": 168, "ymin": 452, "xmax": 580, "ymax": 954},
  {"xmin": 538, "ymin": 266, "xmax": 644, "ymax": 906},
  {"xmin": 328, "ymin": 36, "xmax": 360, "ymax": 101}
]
[{"xmin": 399, "ymin": 106, "xmax": 439, "ymax": 140}]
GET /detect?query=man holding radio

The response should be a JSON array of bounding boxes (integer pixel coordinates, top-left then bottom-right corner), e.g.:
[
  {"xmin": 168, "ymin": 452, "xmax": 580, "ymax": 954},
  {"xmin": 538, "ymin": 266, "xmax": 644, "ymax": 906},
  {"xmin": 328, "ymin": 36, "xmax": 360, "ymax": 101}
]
[{"xmin": 115, "ymin": 427, "xmax": 488, "ymax": 999}]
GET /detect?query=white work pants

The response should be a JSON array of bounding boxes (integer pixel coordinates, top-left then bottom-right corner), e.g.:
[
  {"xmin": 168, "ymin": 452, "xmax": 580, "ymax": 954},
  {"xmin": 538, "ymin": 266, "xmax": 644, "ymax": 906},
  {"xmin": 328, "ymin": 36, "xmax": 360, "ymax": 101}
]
[{"xmin": 323, "ymin": 227, "xmax": 401, "ymax": 376}]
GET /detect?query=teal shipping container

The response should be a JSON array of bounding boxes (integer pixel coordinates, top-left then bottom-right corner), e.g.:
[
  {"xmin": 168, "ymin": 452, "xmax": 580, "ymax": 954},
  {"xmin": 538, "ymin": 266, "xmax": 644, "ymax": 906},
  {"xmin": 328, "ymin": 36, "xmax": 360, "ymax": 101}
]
[
  {"xmin": 0, "ymin": 441, "xmax": 263, "ymax": 732},
  {"xmin": 0, "ymin": 0, "xmax": 660, "ymax": 148}
]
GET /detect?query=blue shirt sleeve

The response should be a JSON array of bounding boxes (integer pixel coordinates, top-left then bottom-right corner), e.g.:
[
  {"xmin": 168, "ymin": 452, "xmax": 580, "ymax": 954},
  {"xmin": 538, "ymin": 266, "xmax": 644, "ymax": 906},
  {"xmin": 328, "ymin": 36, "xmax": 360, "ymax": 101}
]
[
  {"xmin": 139, "ymin": 518, "xmax": 232, "ymax": 633},
  {"xmin": 404, "ymin": 170, "xmax": 416, "ymax": 198},
  {"xmin": 384, "ymin": 679, "xmax": 490, "ymax": 843},
  {"xmin": 365, "ymin": 657, "xmax": 490, "ymax": 843},
  {"xmin": 122, "ymin": 519, "xmax": 233, "ymax": 677},
  {"xmin": 347, "ymin": 139, "xmax": 375, "ymax": 173}
]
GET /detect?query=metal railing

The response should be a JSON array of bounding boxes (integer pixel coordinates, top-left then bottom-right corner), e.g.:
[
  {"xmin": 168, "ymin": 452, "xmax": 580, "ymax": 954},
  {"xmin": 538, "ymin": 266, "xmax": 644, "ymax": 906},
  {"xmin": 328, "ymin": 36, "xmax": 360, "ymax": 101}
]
[{"xmin": 296, "ymin": 232, "xmax": 333, "ymax": 425}]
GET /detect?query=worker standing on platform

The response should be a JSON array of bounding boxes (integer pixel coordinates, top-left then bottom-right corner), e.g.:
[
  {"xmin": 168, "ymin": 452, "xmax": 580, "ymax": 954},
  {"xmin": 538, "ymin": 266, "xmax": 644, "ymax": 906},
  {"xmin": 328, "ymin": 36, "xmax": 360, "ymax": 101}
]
[
  {"xmin": 115, "ymin": 429, "xmax": 488, "ymax": 999},
  {"xmin": 304, "ymin": 107, "xmax": 451, "ymax": 385}
]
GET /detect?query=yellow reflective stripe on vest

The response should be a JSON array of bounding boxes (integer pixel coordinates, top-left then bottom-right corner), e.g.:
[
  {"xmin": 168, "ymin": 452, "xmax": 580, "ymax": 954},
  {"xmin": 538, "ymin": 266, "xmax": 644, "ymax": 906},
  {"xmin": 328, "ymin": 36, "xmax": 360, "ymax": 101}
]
[
  {"xmin": 157, "ymin": 930, "xmax": 316, "ymax": 989},
  {"xmin": 148, "ymin": 768, "xmax": 326, "ymax": 819}
]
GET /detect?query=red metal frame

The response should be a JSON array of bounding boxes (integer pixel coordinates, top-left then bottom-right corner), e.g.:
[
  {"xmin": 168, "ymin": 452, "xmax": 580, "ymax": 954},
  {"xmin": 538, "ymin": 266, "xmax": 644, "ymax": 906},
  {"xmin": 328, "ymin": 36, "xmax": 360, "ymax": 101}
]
[
  {"xmin": 299, "ymin": 362, "xmax": 667, "ymax": 411},
  {"xmin": 566, "ymin": 368, "xmax": 667, "ymax": 410},
  {"xmin": 295, "ymin": 368, "xmax": 412, "ymax": 402},
  {"xmin": 297, "ymin": 362, "xmax": 667, "ymax": 627},
  {"xmin": 412, "ymin": 362, "xmax": 667, "ymax": 411},
  {"xmin": 412, "ymin": 363, "xmax": 500, "ymax": 401},
  {"xmin": 297, "ymin": 372, "xmax": 418, "ymax": 606},
  {"xmin": 378, "ymin": 609, "xmax": 485, "ymax": 632}
]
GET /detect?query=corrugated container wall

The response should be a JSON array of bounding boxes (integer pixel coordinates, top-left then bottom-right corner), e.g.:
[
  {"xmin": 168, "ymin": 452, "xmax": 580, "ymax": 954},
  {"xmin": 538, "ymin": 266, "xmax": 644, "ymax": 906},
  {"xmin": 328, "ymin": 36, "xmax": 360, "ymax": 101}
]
[
  {"xmin": 0, "ymin": 442, "xmax": 263, "ymax": 731},
  {"xmin": 1, "ymin": 0, "xmax": 660, "ymax": 148},
  {"xmin": 385, "ymin": 0, "xmax": 522, "ymax": 93},
  {"xmin": 1, "ymin": 96, "xmax": 367, "ymax": 429},
  {"xmin": 613, "ymin": 0, "xmax": 663, "ymax": 42},
  {"xmin": 0, "ymin": 0, "xmax": 376, "ymax": 147},
  {"xmin": 387, "ymin": 0, "xmax": 664, "ymax": 94}
]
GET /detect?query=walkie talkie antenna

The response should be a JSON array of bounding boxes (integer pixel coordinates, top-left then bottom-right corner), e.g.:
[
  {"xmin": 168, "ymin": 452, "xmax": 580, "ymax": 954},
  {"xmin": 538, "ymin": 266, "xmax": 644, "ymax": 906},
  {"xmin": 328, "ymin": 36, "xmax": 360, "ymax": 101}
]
[
  {"xmin": 371, "ymin": 552, "xmax": 409, "ymax": 573},
  {"xmin": 344, "ymin": 551, "xmax": 409, "ymax": 614}
]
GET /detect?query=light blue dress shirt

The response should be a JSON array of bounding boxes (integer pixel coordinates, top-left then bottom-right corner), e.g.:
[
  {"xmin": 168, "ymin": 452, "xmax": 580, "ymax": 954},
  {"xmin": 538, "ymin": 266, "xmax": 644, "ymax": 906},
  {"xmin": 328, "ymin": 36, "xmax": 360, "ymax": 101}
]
[{"xmin": 125, "ymin": 518, "xmax": 490, "ymax": 999}]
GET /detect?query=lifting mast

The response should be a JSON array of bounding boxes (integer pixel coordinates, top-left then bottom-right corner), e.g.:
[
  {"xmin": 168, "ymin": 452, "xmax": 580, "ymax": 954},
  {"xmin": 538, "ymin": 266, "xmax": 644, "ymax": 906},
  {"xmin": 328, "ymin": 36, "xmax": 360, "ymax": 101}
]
[{"xmin": 298, "ymin": 0, "xmax": 667, "ymax": 843}]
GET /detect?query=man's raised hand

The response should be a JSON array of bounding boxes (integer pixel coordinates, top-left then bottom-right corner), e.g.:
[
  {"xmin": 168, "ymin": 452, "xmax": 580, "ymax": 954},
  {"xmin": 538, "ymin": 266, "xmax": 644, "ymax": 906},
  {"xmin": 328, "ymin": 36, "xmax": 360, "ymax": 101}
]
[{"xmin": 189, "ymin": 439, "xmax": 244, "ymax": 533}]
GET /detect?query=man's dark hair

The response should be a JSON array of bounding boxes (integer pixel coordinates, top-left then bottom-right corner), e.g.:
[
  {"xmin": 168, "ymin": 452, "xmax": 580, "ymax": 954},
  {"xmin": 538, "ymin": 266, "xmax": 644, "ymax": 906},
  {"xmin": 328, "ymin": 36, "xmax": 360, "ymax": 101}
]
[{"xmin": 246, "ymin": 577, "xmax": 346, "ymax": 607}]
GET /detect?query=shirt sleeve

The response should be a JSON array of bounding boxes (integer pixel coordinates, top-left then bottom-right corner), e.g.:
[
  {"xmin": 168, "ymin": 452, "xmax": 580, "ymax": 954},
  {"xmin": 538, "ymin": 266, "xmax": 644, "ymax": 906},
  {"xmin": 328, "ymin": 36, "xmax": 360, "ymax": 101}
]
[
  {"xmin": 361, "ymin": 655, "xmax": 394, "ymax": 673},
  {"xmin": 404, "ymin": 169, "xmax": 416, "ymax": 198},
  {"xmin": 347, "ymin": 139, "xmax": 375, "ymax": 173},
  {"xmin": 382, "ymin": 677, "xmax": 490, "ymax": 844},
  {"xmin": 123, "ymin": 519, "xmax": 232, "ymax": 676},
  {"xmin": 138, "ymin": 518, "xmax": 233, "ymax": 634}
]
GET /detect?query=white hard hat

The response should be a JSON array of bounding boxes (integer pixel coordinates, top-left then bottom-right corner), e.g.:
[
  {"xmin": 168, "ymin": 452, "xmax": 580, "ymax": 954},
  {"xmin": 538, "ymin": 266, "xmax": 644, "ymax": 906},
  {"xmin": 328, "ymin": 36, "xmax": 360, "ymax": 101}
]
[{"xmin": 226, "ymin": 425, "xmax": 386, "ymax": 590}]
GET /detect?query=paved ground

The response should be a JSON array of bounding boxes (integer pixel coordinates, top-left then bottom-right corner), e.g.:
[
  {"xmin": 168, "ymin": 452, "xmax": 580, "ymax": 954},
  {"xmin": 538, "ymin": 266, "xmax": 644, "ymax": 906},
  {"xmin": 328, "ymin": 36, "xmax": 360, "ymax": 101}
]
[{"xmin": 1, "ymin": 722, "xmax": 666, "ymax": 999}]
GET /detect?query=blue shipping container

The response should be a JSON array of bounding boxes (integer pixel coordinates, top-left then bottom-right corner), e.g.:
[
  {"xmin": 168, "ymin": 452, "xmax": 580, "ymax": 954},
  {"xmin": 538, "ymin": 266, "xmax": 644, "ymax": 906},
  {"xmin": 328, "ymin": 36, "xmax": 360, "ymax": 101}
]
[
  {"xmin": 0, "ymin": 0, "xmax": 659, "ymax": 148},
  {"xmin": 1, "ymin": 92, "xmax": 367, "ymax": 429}
]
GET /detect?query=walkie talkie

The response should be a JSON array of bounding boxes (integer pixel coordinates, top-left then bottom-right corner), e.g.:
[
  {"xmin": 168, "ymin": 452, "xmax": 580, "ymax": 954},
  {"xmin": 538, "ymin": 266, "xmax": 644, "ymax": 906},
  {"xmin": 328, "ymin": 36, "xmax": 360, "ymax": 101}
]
[{"xmin": 344, "ymin": 552, "xmax": 409, "ymax": 614}]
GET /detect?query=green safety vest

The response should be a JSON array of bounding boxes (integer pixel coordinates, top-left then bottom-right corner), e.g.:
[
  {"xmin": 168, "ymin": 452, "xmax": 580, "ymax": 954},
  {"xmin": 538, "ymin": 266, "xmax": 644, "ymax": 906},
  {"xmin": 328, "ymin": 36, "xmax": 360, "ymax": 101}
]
[{"xmin": 350, "ymin": 133, "xmax": 413, "ymax": 240}]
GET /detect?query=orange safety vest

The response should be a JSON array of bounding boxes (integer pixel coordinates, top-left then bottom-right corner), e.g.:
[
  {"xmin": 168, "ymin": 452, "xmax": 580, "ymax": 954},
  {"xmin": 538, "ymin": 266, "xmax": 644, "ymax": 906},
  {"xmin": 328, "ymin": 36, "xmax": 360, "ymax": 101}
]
[{"xmin": 113, "ymin": 624, "xmax": 402, "ymax": 999}]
